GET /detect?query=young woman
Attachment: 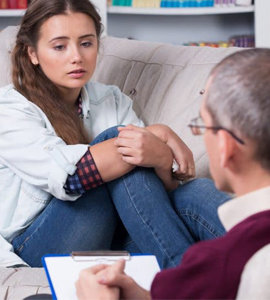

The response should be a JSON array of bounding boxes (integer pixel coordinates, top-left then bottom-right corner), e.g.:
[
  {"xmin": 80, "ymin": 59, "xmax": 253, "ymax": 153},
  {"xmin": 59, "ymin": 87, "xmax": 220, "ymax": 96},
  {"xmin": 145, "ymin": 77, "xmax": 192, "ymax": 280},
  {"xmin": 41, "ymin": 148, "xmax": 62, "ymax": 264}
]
[{"xmin": 0, "ymin": 0, "xmax": 229, "ymax": 269}]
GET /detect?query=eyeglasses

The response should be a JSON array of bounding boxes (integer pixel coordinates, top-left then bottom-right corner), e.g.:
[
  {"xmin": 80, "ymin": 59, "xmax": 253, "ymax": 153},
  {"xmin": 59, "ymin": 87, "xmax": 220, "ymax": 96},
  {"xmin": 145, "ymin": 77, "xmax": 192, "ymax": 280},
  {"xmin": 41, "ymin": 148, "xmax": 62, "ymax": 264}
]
[{"xmin": 188, "ymin": 116, "xmax": 245, "ymax": 145}]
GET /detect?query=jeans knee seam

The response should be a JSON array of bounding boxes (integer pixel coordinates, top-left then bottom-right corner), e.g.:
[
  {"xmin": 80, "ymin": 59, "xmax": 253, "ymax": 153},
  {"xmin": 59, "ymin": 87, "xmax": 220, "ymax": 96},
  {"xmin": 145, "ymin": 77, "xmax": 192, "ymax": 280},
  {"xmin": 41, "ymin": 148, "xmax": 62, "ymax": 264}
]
[
  {"xmin": 123, "ymin": 178, "xmax": 177, "ymax": 267},
  {"xmin": 179, "ymin": 211, "xmax": 222, "ymax": 238},
  {"xmin": 13, "ymin": 217, "xmax": 47, "ymax": 253}
]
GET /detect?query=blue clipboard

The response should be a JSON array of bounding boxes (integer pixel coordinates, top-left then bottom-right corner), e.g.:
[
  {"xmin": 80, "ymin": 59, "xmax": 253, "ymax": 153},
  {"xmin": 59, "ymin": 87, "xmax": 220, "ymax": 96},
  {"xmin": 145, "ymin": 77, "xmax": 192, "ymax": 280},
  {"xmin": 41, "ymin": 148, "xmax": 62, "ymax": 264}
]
[
  {"xmin": 42, "ymin": 254, "xmax": 69, "ymax": 300},
  {"xmin": 42, "ymin": 251, "xmax": 160, "ymax": 300}
]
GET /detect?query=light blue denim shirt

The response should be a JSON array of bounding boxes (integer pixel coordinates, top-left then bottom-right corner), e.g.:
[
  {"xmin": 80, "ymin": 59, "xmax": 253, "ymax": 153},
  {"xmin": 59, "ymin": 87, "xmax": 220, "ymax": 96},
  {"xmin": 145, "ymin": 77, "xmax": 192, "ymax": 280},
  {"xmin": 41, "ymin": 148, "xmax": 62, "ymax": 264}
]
[{"xmin": 0, "ymin": 81, "xmax": 144, "ymax": 267}]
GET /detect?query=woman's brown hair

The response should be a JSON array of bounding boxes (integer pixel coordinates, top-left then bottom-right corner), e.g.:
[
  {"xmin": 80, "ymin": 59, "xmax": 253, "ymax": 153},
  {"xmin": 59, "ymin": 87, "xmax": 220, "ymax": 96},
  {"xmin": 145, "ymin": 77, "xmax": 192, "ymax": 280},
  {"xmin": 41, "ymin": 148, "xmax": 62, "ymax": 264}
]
[{"xmin": 12, "ymin": 0, "xmax": 102, "ymax": 144}]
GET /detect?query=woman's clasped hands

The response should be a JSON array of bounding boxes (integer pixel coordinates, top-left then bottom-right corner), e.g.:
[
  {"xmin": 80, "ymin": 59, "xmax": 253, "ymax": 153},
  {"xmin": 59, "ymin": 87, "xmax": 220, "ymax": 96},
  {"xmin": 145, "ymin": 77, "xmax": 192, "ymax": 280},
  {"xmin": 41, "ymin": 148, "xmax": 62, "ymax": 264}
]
[{"xmin": 114, "ymin": 124, "xmax": 195, "ymax": 191}]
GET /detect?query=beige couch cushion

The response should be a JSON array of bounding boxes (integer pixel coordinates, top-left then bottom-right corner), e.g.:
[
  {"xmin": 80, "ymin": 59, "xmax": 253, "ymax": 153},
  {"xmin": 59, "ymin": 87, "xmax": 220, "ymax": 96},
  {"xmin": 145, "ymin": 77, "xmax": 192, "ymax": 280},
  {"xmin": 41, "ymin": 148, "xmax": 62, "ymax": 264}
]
[{"xmin": 0, "ymin": 267, "xmax": 50, "ymax": 299}]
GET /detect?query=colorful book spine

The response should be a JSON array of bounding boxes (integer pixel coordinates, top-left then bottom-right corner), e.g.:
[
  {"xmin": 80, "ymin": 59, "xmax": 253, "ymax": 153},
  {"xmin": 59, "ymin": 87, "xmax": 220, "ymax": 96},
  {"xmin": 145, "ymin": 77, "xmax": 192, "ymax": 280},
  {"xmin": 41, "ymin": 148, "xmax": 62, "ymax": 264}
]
[
  {"xmin": 0, "ymin": 0, "xmax": 28, "ymax": 8},
  {"xmin": 17, "ymin": 0, "xmax": 27, "ymax": 8},
  {"xmin": 110, "ymin": 0, "xmax": 253, "ymax": 7},
  {"xmin": 161, "ymin": 0, "xmax": 216, "ymax": 8},
  {"xmin": 139, "ymin": 0, "xmax": 146, "ymax": 7},
  {"xmin": 185, "ymin": 34, "xmax": 254, "ymax": 48},
  {"xmin": 112, "ymin": 0, "xmax": 132, "ymax": 6},
  {"xmin": 153, "ymin": 0, "xmax": 160, "ymax": 7},
  {"xmin": 8, "ymin": 0, "xmax": 16, "ymax": 8},
  {"xmin": 228, "ymin": 0, "xmax": 236, "ymax": 6},
  {"xmin": 133, "ymin": 0, "xmax": 139, "ymax": 7},
  {"xmin": 109, "ymin": 0, "xmax": 242, "ymax": 7},
  {"xmin": 229, "ymin": 35, "xmax": 254, "ymax": 47},
  {"xmin": 215, "ymin": 0, "xmax": 238, "ymax": 6},
  {"xmin": 0, "ymin": 0, "xmax": 8, "ymax": 8},
  {"xmin": 138, "ymin": 1, "xmax": 160, "ymax": 8},
  {"xmin": 194, "ymin": 0, "xmax": 215, "ymax": 7}
]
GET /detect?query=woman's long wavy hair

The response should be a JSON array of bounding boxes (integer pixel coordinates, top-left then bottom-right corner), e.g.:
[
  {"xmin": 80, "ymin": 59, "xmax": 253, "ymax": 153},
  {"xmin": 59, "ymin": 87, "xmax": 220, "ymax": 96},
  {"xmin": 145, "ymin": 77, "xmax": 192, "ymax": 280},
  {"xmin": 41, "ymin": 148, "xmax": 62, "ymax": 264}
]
[{"xmin": 12, "ymin": 0, "xmax": 102, "ymax": 144}]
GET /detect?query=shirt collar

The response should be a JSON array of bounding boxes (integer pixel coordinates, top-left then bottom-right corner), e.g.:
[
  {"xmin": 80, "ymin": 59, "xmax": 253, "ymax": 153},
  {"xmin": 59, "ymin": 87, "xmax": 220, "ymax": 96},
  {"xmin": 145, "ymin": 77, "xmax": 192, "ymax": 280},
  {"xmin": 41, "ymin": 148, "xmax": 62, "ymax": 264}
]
[
  {"xmin": 218, "ymin": 185, "xmax": 270, "ymax": 232},
  {"xmin": 76, "ymin": 86, "xmax": 90, "ymax": 119},
  {"xmin": 77, "ymin": 94, "xmax": 83, "ymax": 117}
]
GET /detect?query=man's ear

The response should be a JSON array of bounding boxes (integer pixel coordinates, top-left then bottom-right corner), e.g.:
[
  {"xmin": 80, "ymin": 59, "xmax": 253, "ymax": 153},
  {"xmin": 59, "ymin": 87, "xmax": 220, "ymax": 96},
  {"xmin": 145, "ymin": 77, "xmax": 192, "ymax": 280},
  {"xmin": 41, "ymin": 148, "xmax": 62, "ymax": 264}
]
[
  {"xmin": 27, "ymin": 46, "xmax": 39, "ymax": 66},
  {"xmin": 217, "ymin": 130, "xmax": 236, "ymax": 169}
]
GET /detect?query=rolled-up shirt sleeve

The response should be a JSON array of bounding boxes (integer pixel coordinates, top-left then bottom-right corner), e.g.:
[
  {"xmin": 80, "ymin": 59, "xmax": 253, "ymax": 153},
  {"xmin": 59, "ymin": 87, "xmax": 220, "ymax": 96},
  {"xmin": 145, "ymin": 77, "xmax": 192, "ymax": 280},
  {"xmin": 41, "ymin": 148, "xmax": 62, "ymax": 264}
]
[
  {"xmin": 64, "ymin": 148, "xmax": 104, "ymax": 194},
  {"xmin": 0, "ymin": 99, "xmax": 88, "ymax": 201}
]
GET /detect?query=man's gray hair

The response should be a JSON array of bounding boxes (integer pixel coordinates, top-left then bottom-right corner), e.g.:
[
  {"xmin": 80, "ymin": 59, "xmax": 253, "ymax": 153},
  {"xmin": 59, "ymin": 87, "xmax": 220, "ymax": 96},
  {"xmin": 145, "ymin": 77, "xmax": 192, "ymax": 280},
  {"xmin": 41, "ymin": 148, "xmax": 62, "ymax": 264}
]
[{"xmin": 205, "ymin": 49, "xmax": 270, "ymax": 171}]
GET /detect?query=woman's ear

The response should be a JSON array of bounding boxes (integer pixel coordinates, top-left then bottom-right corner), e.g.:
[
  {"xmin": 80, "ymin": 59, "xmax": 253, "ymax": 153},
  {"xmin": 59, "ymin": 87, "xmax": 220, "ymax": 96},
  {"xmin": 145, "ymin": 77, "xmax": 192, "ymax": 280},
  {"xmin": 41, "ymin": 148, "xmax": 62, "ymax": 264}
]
[{"xmin": 27, "ymin": 46, "xmax": 39, "ymax": 66}]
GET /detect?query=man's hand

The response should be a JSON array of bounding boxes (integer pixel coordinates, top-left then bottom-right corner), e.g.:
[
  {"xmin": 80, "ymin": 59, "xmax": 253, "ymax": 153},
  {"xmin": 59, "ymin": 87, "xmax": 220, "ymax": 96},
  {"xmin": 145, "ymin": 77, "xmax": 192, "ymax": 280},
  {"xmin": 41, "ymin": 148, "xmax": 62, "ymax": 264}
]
[
  {"xmin": 76, "ymin": 264, "xmax": 120, "ymax": 300},
  {"xmin": 96, "ymin": 260, "xmax": 151, "ymax": 300}
]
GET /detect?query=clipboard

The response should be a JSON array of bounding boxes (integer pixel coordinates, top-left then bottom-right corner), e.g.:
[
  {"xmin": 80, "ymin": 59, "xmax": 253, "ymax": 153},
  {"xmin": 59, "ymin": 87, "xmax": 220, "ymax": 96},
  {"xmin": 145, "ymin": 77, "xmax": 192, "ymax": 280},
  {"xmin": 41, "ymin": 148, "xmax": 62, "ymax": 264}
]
[{"xmin": 42, "ymin": 251, "xmax": 161, "ymax": 300}]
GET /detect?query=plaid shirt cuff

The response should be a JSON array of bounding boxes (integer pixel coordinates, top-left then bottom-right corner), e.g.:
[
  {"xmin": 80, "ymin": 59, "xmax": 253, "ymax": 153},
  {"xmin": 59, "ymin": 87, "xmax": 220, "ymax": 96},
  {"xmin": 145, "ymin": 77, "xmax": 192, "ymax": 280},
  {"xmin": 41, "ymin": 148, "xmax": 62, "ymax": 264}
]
[{"xmin": 64, "ymin": 148, "xmax": 104, "ymax": 194}]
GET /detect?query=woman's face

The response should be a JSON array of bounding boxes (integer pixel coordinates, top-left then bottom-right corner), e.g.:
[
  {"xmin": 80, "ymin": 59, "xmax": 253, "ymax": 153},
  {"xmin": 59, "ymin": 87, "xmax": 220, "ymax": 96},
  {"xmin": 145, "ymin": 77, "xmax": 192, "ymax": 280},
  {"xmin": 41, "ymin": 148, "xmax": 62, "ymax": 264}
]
[{"xmin": 28, "ymin": 12, "xmax": 98, "ymax": 102}]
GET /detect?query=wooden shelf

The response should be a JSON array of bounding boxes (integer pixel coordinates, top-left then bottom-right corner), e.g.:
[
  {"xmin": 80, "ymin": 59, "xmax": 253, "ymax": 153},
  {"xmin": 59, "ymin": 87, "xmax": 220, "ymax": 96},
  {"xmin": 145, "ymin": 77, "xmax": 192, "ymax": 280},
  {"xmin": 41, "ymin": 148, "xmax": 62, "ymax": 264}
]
[{"xmin": 107, "ymin": 5, "xmax": 254, "ymax": 15}]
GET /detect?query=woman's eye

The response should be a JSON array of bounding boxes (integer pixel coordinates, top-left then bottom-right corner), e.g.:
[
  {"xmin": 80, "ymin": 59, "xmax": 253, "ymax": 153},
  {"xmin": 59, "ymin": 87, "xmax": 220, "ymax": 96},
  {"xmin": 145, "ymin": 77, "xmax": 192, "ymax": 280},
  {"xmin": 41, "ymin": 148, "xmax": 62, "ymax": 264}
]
[
  {"xmin": 53, "ymin": 45, "xmax": 65, "ymax": 51},
  {"xmin": 81, "ymin": 41, "xmax": 92, "ymax": 48}
]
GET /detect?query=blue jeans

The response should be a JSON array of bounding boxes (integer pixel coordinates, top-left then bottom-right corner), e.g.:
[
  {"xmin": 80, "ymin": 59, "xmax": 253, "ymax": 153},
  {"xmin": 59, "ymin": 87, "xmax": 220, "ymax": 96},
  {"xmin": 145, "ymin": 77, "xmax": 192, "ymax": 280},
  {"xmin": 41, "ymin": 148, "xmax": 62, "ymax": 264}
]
[
  {"xmin": 12, "ymin": 185, "xmax": 119, "ymax": 267},
  {"xmin": 169, "ymin": 179, "xmax": 228, "ymax": 242},
  {"xmin": 12, "ymin": 127, "xmax": 229, "ymax": 268}
]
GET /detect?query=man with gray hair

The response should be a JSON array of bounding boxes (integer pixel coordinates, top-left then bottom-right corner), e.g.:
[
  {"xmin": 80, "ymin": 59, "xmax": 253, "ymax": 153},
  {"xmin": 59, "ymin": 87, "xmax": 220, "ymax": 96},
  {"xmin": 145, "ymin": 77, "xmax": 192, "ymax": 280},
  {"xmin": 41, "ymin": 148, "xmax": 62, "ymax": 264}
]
[{"xmin": 76, "ymin": 49, "xmax": 270, "ymax": 300}]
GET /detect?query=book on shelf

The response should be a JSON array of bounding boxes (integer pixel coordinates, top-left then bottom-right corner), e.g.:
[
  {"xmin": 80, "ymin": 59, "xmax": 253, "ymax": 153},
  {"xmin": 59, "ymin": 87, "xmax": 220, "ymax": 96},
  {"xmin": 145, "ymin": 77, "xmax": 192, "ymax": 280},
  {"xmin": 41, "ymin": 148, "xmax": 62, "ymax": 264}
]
[
  {"xmin": 215, "ymin": 0, "xmax": 252, "ymax": 6},
  {"xmin": 229, "ymin": 34, "xmax": 254, "ymax": 47},
  {"xmin": 8, "ymin": 0, "xmax": 16, "ymax": 8},
  {"xmin": 184, "ymin": 34, "xmax": 254, "ymax": 48},
  {"xmin": 17, "ymin": 0, "xmax": 27, "ymax": 8},
  {"xmin": 0, "ymin": 0, "xmax": 28, "ymax": 9},
  {"xmin": 0, "ymin": 0, "xmax": 8, "ymax": 9}
]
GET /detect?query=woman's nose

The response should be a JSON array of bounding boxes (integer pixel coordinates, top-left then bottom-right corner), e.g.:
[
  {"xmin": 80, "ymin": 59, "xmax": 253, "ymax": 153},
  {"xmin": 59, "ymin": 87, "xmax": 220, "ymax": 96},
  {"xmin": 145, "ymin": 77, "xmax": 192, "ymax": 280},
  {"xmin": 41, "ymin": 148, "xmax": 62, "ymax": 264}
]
[{"xmin": 70, "ymin": 47, "xmax": 82, "ymax": 64}]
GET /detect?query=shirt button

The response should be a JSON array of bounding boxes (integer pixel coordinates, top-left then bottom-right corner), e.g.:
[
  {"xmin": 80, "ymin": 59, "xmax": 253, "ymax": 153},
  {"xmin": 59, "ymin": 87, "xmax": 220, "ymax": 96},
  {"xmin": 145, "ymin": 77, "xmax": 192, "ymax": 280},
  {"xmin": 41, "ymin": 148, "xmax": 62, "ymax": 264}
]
[
  {"xmin": 129, "ymin": 88, "xmax": 137, "ymax": 96},
  {"xmin": 46, "ymin": 146, "xmax": 54, "ymax": 151}
]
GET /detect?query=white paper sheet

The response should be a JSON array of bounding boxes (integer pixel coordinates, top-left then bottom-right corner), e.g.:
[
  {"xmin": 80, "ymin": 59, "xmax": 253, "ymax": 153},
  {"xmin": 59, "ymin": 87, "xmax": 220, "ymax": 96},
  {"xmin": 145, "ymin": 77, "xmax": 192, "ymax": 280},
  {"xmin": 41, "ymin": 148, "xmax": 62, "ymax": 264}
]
[{"xmin": 43, "ymin": 254, "xmax": 160, "ymax": 300}]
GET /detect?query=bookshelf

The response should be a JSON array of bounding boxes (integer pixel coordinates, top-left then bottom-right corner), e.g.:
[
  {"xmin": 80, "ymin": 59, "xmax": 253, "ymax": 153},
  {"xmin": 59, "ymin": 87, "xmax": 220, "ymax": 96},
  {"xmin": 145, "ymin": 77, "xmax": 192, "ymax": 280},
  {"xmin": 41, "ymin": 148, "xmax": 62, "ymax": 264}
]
[
  {"xmin": 107, "ymin": 6, "xmax": 255, "ymax": 15},
  {"xmin": 106, "ymin": 1, "xmax": 270, "ymax": 48},
  {"xmin": 0, "ymin": 1, "xmax": 269, "ymax": 47},
  {"xmin": 0, "ymin": 6, "xmax": 254, "ymax": 16}
]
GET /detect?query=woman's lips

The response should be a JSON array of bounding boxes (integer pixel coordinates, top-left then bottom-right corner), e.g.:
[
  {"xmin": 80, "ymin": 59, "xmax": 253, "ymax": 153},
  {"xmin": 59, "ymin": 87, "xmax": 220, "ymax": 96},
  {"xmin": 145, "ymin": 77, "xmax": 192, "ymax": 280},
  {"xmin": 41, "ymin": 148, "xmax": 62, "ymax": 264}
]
[{"xmin": 68, "ymin": 69, "xmax": 86, "ymax": 79}]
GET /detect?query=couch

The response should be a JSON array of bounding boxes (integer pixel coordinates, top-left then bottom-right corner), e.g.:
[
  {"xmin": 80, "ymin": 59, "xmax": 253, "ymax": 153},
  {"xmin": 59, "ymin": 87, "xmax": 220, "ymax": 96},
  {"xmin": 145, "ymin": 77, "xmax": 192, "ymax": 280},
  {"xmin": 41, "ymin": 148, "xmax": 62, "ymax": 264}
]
[{"xmin": 0, "ymin": 26, "xmax": 266, "ymax": 300}]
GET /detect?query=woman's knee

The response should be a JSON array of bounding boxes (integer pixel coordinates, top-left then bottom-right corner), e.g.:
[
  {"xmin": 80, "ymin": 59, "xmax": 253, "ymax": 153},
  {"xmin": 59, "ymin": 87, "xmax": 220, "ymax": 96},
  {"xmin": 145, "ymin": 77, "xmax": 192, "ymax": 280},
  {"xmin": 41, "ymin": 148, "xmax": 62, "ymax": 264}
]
[
  {"xmin": 169, "ymin": 178, "xmax": 231, "ymax": 211},
  {"xmin": 90, "ymin": 126, "xmax": 124, "ymax": 146}
]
